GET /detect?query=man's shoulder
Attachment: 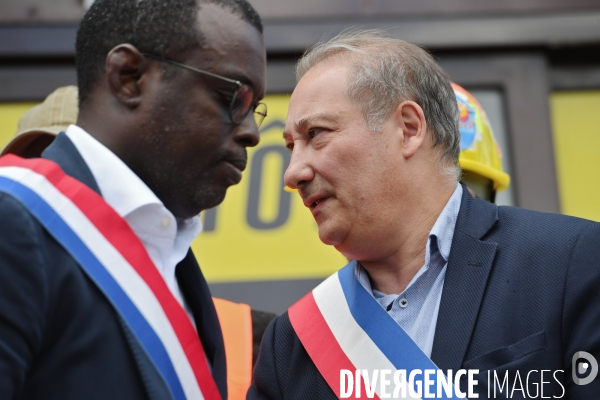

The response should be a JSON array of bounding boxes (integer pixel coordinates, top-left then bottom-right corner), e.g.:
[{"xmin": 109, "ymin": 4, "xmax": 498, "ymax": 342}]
[
  {"xmin": 0, "ymin": 192, "xmax": 157, "ymax": 399},
  {"xmin": 483, "ymin": 205, "xmax": 600, "ymax": 275},
  {"xmin": 263, "ymin": 311, "xmax": 300, "ymax": 353},
  {"xmin": 0, "ymin": 191, "xmax": 48, "ymax": 242},
  {"xmin": 494, "ymin": 204, "xmax": 599, "ymax": 238},
  {"xmin": 256, "ymin": 310, "xmax": 315, "ymax": 375},
  {"xmin": 0, "ymin": 188, "xmax": 101, "ymax": 296},
  {"xmin": 497, "ymin": 204, "xmax": 596, "ymax": 223},
  {"xmin": 250, "ymin": 311, "xmax": 337, "ymax": 399}
]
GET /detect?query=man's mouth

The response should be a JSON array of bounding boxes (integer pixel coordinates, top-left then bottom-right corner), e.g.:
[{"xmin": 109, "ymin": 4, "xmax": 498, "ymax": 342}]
[
  {"xmin": 224, "ymin": 159, "xmax": 247, "ymax": 172},
  {"xmin": 219, "ymin": 157, "xmax": 247, "ymax": 185},
  {"xmin": 304, "ymin": 195, "xmax": 328, "ymax": 210}
]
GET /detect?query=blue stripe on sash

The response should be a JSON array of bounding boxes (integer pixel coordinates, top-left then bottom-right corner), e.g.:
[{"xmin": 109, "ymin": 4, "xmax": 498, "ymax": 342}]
[
  {"xmin": 338, "ymin": 261, "xmax": 458, "ymax": 399},
  {"xmin": 0, "ymin": 177, "xmax": 185, "ymax": 400}
]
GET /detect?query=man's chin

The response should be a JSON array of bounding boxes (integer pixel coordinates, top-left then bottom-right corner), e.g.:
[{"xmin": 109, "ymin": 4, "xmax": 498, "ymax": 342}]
[
  {"xmin": 197, "ymin": 191, "xmax": 227, "ymax": 213},
  {"xmin": 181, "ymin": 186, "xmax": 227, "ymax": 217},
  {"xmin": 317, "ymin": 224, "xmax": 346, "ymax": 247}
]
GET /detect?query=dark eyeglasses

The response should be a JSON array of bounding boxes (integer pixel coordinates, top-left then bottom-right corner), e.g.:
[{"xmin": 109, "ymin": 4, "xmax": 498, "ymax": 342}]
[{"xmin": 143, "ymin": 53, "xmax": 267, "ymax": 128}]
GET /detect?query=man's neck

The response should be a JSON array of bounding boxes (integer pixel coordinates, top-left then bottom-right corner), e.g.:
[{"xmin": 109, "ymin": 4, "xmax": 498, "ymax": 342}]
[{"xmin": 359, "ymin": 182, "xmax": 457, "ymax": 295}]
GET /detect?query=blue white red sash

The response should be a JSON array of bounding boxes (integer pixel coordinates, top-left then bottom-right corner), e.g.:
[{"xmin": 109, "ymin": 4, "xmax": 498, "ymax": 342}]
[
  {"xmin": 289, "ymin": 261, "xmax": 462, "ymax": 399},
  {"xmin": 0, "ymin": 155, "xmax": 220, "ymax": 400}
]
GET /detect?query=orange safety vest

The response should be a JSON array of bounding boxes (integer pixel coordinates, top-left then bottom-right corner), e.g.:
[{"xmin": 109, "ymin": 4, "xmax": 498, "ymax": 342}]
[{"xmin": 213, "ymin": 298, "xmax": 253, "ymax": 400}]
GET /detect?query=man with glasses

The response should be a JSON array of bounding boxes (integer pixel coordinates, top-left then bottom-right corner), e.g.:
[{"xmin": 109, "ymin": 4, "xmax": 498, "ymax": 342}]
[{"xmin": 0, "ymin": 0, "xmax": 265, "ymax": 399}]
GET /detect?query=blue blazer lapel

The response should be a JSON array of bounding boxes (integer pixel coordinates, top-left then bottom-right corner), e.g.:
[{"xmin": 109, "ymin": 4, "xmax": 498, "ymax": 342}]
[
  {"xmin": 430, "ymin": 186, "xmax": 498, "ymax": 371},
  {"xmin": 176, "ymin": 250, "xmax": 228, "ymax": 400},
  {"xmin": 41, "ymin": 132, "xmax": 102, "ymax": 195}
]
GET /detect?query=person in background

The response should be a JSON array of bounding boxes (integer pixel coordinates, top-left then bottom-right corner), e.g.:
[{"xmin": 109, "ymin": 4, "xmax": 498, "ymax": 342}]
[
  {"xmin": 213, "ymin": 299, "xmax": 276, "ymax": 400},
  {"xmin": 249, "ymin": 30, "xmax": 600, "ymax": 399},
  {"xmin": 1, "ymin": 86, "xmax": 78, "ymax": 158},
  {"xmin": 452, "ymin": 83, "xmax": 510, "ymax": 203},
  {"xmin": 0, "ymin": 0, "xmax": 266, "ymax": 398}
]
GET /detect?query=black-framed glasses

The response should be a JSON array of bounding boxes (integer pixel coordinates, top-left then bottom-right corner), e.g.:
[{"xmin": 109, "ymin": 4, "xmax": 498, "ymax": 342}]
[{"xmin": 143, "ymin": 53, "xmax": 267, "ymax": 128}]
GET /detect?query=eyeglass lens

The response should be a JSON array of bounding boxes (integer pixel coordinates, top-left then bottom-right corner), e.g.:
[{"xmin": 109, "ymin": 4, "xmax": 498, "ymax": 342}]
[
  {"xmin": 254, "ymin": 103, "xmax": 267, "ymax": 128},
  {"xmin": 231, "ymin": 85, "xmax": 267, "ymax": 128}
]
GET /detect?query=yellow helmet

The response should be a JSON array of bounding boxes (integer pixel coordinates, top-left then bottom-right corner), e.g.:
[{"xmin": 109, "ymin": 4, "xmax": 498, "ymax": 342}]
[{"xmin": 452, "ymin": 83, "xmax": 510, "ymax": 192}]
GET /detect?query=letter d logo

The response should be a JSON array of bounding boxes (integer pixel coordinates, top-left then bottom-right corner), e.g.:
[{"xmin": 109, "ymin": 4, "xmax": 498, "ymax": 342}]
[{"xmin": 572, "ymin": 351, "xmax": 598, "ymax": 385}]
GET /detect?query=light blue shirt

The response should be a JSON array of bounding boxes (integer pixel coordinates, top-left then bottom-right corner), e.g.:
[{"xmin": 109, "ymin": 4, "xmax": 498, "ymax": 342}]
[{"xmin": 355, "ymin": 184, "xmax": 462, "ymax": 357}]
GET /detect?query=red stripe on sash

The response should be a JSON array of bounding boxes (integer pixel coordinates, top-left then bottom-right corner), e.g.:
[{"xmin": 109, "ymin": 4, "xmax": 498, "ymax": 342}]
[
  {"xmin": 289, "ymin": 291, "xmax": 380, "ymax": 399},
  {"xmin": 0, "ymin": 155, "xmax": 221, "ymax": 399}
]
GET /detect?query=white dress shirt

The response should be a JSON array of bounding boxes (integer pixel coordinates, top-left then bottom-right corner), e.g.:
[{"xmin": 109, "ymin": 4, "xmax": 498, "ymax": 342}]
[{"xmin": 65, "ymin": 125, "xmax": 202, "ymax": 322}]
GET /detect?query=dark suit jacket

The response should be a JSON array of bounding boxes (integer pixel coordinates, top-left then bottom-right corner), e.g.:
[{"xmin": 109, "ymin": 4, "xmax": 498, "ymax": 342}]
[
  {"xmin": 0, "ymin": 133, "xmax": 227, "ymax": 400},
  {"xmin": 249, "ymin": 187, "xmax": 600, "ymax": 399}
]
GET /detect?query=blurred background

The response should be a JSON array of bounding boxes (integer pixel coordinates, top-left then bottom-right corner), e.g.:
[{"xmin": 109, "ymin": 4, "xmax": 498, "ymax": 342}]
[{"xmin": 1, "ymin": 0, "xmax": 599, "ymax": 314}]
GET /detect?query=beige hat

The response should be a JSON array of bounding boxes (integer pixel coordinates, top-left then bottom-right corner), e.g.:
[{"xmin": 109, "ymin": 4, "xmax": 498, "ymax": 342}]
[{"xmin": 1, "ymin": 85, "xmax": 79, "ymax": 157}]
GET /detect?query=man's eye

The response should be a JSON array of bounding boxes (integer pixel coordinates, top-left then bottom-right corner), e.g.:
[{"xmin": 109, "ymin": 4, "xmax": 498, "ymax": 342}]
[{"xmin": 308, "ymin": 129, "xmax": 319, "ymax": 139}]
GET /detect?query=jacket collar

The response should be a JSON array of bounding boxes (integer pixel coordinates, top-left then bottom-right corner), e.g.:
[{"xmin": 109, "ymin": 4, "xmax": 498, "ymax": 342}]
[
  {"xmin": 42, "ymin": 132, "xmax": 102, "ymax": 195},
  {"xmin": 430, "ymin": 185, "xmax": 499, "ymax": 371},
  {"xmin": 454, "ymin": 184, "xmax": 499, "ymax": 240}
]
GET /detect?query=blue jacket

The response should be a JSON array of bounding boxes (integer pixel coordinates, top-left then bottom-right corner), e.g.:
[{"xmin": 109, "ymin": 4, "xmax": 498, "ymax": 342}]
[
  {"xmin": 0, "ymin": 133, "xmax": 227, "ymax": 400},
  {"xmin": 249, "ymin": 186, "xmax": 600, "ymax": 399}
]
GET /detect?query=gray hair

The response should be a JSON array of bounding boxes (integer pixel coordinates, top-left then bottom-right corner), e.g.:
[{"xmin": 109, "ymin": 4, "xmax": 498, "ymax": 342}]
[{"xmin": 296, "ymin": 30, "xmax": 460, "ymax": 180}]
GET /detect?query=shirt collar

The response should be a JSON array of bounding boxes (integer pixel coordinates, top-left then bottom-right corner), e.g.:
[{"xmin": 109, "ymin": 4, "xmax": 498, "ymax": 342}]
[
  {"xmin": 65, "ymin": 124, "xmax": 202, "ymax": 233},
  {"xmin": 427, "ymin": 183, "xmax": 462, "ymax": 263}
]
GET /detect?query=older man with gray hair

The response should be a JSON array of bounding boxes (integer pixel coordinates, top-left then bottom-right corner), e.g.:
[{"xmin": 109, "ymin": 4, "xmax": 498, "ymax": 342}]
[{"xmin": 249, "ymin": 31, "xmax": 600, "ymax": 399}]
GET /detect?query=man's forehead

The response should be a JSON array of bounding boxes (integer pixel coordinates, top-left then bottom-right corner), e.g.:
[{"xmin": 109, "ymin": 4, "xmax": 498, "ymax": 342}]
[
  {"xmin": 196, "ymin": 3, "xmax": 260, "ymax": 41},
  {"xmin": 285, "ymin": 64, "xmax": 355, "ymax": 133},
  {"xmin": 193, "ymin": 4, "xmax": 266, "ymax": 91}
]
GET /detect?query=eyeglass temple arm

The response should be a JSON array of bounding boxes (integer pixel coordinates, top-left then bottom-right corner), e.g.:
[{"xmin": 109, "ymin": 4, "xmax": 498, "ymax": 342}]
[{"xmin": 142, "ymin": 53, "xmax": 243, "ymax": 87}]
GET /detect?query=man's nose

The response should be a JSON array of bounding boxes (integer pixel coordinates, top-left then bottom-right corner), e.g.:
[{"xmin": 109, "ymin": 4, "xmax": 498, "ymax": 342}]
[
  {"xmin": 284, "ymin": 147, "xmax": 314, "ymax": 189},
  {"xmin": 233, "ymin": 113, "xmax": 260, "ymax": 148}
]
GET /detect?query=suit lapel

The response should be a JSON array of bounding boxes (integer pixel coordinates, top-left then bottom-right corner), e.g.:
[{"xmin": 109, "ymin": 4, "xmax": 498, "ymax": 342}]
[
  {"xmin": 430, "ymin": 187, "xmax": 498, "ymax": 371},
  {"xmin": 176, "ymin": 250, "xmax": 228, "ymax": 400}
]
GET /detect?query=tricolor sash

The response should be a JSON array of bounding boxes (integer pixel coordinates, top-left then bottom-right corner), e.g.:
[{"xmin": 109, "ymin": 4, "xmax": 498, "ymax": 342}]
[
  {"xmin": 0, "ymin": 155, "xmax": 220, "ymax": 400},
  {"xmin": 289, "ymin": 261, "xmax": 463, "ymax": 399}
]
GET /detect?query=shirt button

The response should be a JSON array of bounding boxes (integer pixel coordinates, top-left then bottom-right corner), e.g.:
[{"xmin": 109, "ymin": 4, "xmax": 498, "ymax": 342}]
[
  {"xmin": 160, "ymin": 217, "xmax": 171, "ymax": 228},
  {"xmin": 399, "ymin": 297, "xmax": 408, "ymax": 308}
]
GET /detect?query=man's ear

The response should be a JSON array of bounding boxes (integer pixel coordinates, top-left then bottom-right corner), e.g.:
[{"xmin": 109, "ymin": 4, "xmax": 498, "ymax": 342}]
[
  {"xmin": 393, "ymin": 100, "xmax": 428, "ymax": 160},
  {"xmin": 105, "ymin": 44, "xmax": 150, "ymax": 109}
]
